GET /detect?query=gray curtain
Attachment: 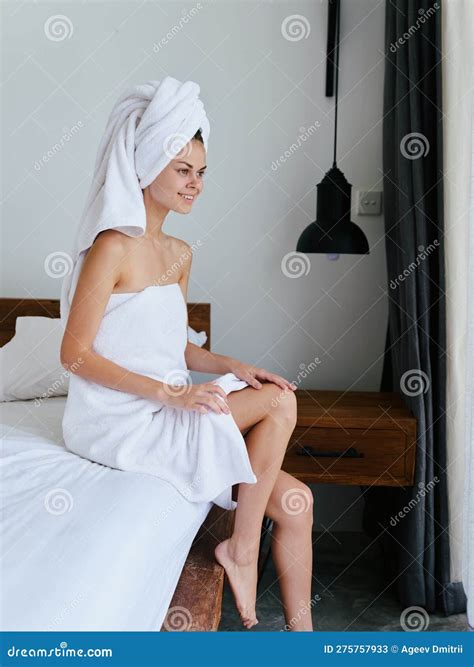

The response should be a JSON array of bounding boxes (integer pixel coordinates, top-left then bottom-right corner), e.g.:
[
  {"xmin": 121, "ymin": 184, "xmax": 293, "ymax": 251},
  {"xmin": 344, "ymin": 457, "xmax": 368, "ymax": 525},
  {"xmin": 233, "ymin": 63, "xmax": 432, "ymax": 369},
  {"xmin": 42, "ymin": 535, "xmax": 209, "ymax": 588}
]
[{"xmin": 362, "ymin": 0, "xmax": 466, "ymax": 615}]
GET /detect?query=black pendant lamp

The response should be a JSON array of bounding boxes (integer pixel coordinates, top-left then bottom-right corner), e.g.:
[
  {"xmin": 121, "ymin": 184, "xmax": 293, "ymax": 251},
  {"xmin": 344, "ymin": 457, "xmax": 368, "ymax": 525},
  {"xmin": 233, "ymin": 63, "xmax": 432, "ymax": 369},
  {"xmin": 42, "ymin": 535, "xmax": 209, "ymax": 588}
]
[{"xmin": 296, "ymin": 0, "xmax": 369, "ymax": 256}]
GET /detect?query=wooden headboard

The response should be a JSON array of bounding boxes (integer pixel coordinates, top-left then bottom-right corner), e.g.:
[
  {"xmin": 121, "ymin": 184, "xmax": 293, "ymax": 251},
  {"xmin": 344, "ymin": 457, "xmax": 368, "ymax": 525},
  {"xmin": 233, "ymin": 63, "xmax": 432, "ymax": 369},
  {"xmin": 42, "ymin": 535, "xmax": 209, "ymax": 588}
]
[{"xmin": 0, "ymin": 298, "xmax": 211, "ymax": 350}]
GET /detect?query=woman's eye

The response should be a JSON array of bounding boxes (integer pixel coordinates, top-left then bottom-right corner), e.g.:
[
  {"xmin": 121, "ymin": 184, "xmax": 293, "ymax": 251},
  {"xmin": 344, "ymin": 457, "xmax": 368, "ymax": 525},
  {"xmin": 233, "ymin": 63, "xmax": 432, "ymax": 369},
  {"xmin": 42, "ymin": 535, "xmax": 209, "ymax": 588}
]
[{"xmin": 179, "ymin": 169, "xmax": 205, "ymax": 178}]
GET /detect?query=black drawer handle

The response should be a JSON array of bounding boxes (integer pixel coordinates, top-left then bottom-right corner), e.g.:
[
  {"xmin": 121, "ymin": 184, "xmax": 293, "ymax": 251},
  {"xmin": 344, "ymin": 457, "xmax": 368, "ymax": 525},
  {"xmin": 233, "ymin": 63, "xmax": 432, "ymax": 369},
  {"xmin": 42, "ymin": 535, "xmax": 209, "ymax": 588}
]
[{"xmin": 296, "ymin": 445, "xmax": 364, "ymax": 459}]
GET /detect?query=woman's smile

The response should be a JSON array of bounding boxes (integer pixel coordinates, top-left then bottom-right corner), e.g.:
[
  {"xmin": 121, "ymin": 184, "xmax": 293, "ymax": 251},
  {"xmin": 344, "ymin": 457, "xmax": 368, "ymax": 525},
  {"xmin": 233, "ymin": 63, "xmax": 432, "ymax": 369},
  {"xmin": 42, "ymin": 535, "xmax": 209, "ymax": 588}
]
[{"xmin": 178, "ymin": 192, "xmax": 196, "ymax": 203}]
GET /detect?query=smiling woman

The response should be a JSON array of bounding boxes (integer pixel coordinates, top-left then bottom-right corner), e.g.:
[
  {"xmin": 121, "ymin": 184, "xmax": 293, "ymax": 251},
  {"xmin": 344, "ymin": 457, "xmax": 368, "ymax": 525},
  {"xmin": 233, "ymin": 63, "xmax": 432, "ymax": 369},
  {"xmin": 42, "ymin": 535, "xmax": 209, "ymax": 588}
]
[
  {"xmin": 143, "ymin": 130, "xmax": 207, "ymax": 215},
  {"xmin": 57, "ymin": 75, "xmax": 310, "ymax": 633}
]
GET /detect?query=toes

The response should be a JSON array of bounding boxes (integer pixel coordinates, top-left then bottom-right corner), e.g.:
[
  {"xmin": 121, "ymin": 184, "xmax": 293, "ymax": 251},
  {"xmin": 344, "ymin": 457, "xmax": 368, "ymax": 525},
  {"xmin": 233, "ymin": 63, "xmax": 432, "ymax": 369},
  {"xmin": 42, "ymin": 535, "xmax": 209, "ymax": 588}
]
[{"xmin": 241, "ymin": 614, "xmax": 258, "ymax": 629}]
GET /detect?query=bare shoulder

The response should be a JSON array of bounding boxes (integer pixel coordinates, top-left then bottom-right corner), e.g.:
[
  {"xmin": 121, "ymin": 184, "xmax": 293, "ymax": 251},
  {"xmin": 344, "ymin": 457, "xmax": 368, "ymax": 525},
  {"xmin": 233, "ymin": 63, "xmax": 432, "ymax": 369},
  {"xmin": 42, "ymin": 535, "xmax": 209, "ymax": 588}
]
[
  {"xmin": 167, "ymin": 235, "xmax": 193, "ymax": 266},
  {"xmin": 92, "ymin": 229, "xmax": 129, "ymax": 256},
  {"xmin": 81, "ymin": 229, "xmax": 128, "ymax": 287},
  {"xmin": 168, "ymin": 235, "xmax": 192, "ymax": 255}
]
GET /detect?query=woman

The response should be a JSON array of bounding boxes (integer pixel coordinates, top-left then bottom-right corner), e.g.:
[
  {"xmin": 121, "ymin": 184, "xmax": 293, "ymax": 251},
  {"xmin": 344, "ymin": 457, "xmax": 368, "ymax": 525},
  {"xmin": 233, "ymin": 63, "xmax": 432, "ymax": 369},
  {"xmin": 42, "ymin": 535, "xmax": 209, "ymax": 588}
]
[{"xmin": 60, "ymin": 79, "xmax": 314, "ymax": 631}]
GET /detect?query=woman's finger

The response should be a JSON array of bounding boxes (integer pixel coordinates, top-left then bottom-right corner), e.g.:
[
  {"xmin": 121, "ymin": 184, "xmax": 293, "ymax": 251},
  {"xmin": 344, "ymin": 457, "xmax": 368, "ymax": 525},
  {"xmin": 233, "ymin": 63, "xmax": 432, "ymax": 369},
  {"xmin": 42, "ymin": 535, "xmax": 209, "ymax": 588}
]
[
  {"xmin": 257, "ymin": 371, "xmax": 284, "ymax": 388},
  {"xmin": 206, "ymin": 383, "xmax": 228, "ymax": 401},
  {"xmin": 197, "ymin": 395, "xmax": 229, "ymax": 415},
  {"xmin": 246, "ymin": 374, "xmax": 262, "ymax": 389}
]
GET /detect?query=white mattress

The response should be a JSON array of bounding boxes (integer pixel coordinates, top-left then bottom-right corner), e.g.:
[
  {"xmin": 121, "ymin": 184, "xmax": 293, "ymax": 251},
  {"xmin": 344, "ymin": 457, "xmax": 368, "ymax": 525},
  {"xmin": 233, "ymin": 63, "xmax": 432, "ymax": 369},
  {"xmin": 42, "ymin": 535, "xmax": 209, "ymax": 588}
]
[{"xmin": 0, "ymin": 396, "xmax": 212, "ymax": 631}]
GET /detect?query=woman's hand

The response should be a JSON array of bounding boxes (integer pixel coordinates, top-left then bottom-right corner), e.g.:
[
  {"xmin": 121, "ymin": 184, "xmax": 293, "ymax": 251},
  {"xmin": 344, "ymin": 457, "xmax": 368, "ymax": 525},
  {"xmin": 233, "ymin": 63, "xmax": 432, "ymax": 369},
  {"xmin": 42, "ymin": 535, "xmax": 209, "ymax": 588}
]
[
  {"xmin": 228, "ymin": 360, "xmax": 297, "ymax": 392},
  {"xmin": 158, "ymin": 381, "xmax": 231, "ymax": 415}
]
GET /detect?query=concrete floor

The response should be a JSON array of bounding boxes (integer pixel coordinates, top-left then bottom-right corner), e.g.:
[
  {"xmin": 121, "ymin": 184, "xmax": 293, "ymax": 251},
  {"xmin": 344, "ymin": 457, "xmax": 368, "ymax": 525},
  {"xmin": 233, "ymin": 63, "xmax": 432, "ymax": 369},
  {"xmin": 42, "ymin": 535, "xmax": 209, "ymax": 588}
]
[{"xmin": 219, "ymin": 531, "xmax": 469, "ymax": 632}]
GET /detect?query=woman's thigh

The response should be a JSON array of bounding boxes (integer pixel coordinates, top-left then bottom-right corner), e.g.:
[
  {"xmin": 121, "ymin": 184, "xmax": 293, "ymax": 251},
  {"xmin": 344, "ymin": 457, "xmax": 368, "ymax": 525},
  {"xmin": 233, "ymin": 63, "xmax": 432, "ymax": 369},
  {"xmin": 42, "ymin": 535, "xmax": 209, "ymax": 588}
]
[{"xmin": 225, "ymin": 382, "xmax": 286, "ymax": 435}]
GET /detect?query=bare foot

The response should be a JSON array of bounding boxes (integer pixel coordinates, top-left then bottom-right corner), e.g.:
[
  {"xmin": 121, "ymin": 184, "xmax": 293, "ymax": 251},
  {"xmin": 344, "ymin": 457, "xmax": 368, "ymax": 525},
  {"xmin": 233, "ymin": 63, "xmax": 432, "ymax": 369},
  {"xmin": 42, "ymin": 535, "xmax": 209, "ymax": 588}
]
[{"xmin": 215, "ymin": 538, "xmax": 259, "ymax": 629}]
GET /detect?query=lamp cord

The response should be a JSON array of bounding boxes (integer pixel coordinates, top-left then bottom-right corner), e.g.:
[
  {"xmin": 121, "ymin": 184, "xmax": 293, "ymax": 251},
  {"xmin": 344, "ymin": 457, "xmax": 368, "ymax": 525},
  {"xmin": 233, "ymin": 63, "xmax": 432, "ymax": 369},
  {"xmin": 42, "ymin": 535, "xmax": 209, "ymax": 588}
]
[{"xmin": 333, "ymin": 0, "xmax": 340, "ymax": 168}]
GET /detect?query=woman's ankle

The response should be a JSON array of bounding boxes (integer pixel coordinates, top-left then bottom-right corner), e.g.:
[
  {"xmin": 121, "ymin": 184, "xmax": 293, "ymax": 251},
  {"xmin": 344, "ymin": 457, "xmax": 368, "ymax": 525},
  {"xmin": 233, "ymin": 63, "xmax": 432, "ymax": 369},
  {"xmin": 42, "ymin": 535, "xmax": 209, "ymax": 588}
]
[{"xmin": 226, "ymin": 535, "xmax": 260, "ymax": 565}]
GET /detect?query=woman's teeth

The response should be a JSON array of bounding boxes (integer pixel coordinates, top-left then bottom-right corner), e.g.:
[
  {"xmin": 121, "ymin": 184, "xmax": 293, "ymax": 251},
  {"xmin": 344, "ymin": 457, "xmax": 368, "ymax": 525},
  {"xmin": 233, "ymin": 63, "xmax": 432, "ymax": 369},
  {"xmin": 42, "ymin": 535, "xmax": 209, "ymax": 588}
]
[{"xmin": 179, "ymin": 193, "xmax": 194, "ymax": 201}]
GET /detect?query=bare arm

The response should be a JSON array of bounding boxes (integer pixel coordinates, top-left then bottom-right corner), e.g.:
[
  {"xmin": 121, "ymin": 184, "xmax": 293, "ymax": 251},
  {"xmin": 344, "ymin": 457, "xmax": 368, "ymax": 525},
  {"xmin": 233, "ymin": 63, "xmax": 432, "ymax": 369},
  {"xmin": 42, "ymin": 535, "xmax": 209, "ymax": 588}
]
[
  {"xmin": 177, "ymin": 242, "xmax": 296, "ymax": 393},
  {"xmin": 184, "ymin": 342, "xmax": 234, "ymax": 374},
  {"xmin": 60, "ymin": 231, "xmax": 167, "ymax": 402}
]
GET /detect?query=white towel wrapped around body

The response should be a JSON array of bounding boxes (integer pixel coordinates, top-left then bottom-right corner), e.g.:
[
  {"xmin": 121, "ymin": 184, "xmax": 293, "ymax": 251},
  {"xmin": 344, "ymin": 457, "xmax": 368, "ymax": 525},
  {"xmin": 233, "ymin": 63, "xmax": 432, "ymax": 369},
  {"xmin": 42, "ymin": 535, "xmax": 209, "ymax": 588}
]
[{"xmin": 62, "ymin": 283, "xmax": 257, "ymax": 510}]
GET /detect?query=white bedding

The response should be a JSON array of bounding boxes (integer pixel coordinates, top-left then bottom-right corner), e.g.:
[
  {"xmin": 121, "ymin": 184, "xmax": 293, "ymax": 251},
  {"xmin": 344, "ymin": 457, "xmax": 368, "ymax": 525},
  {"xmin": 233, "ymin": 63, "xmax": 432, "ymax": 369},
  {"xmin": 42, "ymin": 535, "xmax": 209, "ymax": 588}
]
[{"xmin": 0, "ymin": 396, "xmax": 212, "ymax": 631}]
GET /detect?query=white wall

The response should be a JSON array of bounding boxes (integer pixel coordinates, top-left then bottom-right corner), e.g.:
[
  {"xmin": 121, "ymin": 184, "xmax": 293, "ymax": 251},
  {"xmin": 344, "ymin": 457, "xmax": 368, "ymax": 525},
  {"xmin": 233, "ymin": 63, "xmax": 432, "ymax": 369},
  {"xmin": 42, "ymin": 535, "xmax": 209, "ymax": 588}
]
[{"xmin": 1, "ymin": 0, "xmax": 386, "ymax": 531}]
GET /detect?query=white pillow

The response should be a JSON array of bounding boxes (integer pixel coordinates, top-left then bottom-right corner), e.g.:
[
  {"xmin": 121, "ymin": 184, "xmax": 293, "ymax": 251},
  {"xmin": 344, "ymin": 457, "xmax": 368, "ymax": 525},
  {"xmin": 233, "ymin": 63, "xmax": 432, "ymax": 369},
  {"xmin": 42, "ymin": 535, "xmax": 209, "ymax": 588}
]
[
  {"xmin": 0, "ymin": 316, "xmax": 68, "ymax": 401},
  {"xmin": 187, "ymin": 325, "xmax": 207, "ymax": 347},
  {"xmin": 0, "ymin": 316, "xmax": 208, "ymax": 401}
]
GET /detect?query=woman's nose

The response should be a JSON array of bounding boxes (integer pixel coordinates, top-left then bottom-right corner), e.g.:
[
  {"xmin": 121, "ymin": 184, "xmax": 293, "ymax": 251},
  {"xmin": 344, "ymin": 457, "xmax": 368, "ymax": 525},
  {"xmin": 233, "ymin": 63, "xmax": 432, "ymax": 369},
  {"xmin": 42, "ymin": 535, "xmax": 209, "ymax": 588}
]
[{"xmin": 188, "ymin": 174, "xmax": 200, "ymax": 189}]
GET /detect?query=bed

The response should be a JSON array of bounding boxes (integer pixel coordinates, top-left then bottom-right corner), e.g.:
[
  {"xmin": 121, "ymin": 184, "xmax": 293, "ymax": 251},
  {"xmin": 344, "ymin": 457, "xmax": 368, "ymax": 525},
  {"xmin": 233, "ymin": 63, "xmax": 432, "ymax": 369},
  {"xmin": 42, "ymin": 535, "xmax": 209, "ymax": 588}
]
[{"xmin": 0, "ymin": 296, "xmax": 233, "ymax": 631}]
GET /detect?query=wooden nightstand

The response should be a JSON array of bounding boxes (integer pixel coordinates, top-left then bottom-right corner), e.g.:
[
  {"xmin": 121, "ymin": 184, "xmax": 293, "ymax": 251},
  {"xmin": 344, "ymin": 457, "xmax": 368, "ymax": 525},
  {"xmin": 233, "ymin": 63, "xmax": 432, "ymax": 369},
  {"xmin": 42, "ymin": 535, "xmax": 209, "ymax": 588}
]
[{"xmin": 282, "ymin": 390, "xmax": 417, "ymax": 487}]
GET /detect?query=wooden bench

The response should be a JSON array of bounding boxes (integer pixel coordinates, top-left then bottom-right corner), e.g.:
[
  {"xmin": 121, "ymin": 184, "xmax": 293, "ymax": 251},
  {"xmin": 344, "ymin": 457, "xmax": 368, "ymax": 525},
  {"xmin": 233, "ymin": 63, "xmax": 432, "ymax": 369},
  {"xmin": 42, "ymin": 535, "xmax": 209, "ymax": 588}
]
[{"xmin": 162, "ymin": 505, "xmax": 235, "ymax": 631}]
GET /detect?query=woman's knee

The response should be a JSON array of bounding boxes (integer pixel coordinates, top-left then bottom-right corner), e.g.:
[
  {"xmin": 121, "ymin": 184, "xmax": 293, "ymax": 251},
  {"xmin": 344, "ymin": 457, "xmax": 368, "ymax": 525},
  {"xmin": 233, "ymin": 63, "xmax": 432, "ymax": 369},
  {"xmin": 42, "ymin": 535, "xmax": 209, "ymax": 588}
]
[{"xmin": 267, "ymin": 383, "xmax": 298, "ymax": 430}]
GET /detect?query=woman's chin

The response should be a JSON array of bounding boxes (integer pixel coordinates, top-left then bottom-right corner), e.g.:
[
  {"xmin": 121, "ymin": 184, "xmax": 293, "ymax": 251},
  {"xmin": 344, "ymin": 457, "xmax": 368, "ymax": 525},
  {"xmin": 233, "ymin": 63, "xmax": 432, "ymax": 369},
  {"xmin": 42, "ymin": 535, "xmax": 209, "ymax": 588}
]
[{"xmin": 173, "ymin": 201, "xmax": 193, "ymax": 214}]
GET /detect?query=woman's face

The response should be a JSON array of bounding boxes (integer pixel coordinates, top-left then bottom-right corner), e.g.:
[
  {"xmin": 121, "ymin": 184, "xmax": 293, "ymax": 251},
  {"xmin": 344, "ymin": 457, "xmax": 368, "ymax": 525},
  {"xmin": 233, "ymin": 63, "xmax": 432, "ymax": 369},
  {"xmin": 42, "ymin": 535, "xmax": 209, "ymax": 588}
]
[{"xmin": 147, "ymin": 139, "xmax": 207, "ymax": 214}]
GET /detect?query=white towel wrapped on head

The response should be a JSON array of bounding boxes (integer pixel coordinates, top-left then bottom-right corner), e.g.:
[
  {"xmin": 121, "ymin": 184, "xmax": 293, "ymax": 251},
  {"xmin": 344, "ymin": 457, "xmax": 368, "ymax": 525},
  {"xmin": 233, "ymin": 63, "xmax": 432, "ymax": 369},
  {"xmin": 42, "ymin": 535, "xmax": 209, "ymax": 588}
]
[{"xmin": 60, "ymin": 75, "xmax": 210, "ymax": 325}]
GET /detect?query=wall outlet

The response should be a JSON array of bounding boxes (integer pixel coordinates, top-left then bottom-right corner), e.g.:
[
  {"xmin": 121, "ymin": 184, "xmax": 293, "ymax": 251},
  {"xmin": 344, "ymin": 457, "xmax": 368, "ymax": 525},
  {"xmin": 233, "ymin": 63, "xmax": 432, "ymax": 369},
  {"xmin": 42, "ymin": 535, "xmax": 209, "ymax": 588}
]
[{"xmin": 357, "ymin": 190, "xmax": 382, "ymax": 215}]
